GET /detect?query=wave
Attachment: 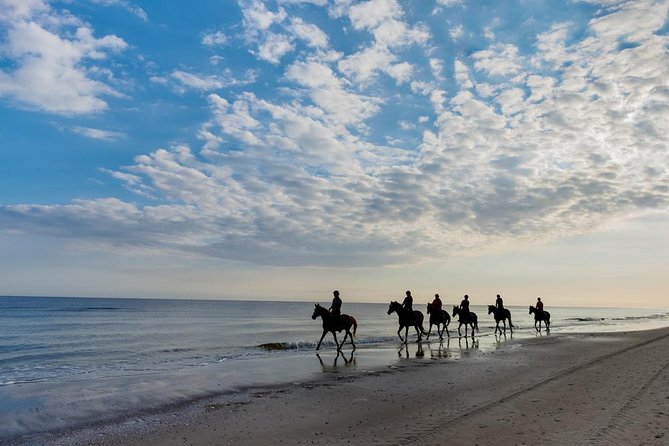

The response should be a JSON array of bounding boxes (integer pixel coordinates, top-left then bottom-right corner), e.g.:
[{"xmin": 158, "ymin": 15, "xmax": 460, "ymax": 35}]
[
  {"xmin": 257, "ymin": 336, "xmax": 399, "ymax": 351},
  {"xmin": 564, "ymin": 317, "xmax": 605, "ymax": 322},
  {"xmin": 611, "ymin": 313, "xmax": 669, "ymax": 321}
]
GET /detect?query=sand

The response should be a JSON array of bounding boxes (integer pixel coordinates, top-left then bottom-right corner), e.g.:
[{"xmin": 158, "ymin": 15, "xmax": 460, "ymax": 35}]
[{"xmin": 54, "ymin": 327, "xmax": 669, "ymax": 446}]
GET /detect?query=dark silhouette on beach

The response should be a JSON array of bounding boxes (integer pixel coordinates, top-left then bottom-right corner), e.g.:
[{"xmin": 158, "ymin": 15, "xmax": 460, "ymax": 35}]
[
  {"xmin": 452, "ymin": 304, "xmax": 478, "ymax": 337},
  {"xmin": 329, "ymin": 290, "xmax": 342, "ymax": 317},
  {"xmin": 387, "ymin": 300, "xmax": 426, "ymax": 343},
  {"xmin": 529, "ymin": 299, "xmax": 551, "ymax": 331},
  {"xmin": 426, "ymin": 301, "xmax": 451, "ymax": 339},
  {"xmin": 311, "ymin": 303, "xmax": 357, "ymax": 351},
  {"xmin": 487, "ymin": 304, "xmax": 514, "ymax": 334},
  {"xmin": 402, "ymin": 290, "xmax": 413, "ymax": 311}
]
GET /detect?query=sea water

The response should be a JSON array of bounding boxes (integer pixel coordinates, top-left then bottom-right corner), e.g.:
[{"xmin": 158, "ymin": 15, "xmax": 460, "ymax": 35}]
[{"xmin": 1, "ymin": 296, "xmax": 668, "ymax": 442}]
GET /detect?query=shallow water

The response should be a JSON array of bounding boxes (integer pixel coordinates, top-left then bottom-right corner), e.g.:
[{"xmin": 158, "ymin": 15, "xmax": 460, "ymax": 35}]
[{"xmin": 1, "ymin": 296, "xmax": 667, "ymax": 441}]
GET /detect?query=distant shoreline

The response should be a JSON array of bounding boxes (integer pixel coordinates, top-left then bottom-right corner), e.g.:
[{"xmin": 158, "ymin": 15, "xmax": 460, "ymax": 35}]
[{"xmin": 28, "ymin": 326, "xmax": 669, "ymax": 446}]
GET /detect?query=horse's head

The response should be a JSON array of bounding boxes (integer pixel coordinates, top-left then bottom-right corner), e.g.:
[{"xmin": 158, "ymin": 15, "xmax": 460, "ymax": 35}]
[
  {"xmin": 387, "ymin": 301, "xmax": 400, "ymax": 315},
  {"xmin": 452, "ymin": 305, "xmax": 459, "ymax": 316},
  {"xmin": 528, "ymin": 306, "xmax": 533, "ymax": 314},
  {"xmin": 488, "ymin": 305, "xmax": 495, "ymax": 314},
  {"xmin": 312, "ymin": 303, "xmax": 323, "ymax": 320},
  {"xmin": 427, "ymin": 302, "xmax": 432, "ymax": 313}
]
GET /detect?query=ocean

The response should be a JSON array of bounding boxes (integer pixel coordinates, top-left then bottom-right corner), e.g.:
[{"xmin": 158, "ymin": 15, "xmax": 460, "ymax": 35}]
[{"xmin": 1, "ymin": 295, "xmax": 668, "ymax": 443}]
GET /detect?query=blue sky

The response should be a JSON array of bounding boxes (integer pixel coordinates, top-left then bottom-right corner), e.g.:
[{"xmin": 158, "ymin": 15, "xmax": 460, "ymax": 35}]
[{"xmin": 1, "ymin": 0, "xmax": 668, "ymax": 306}]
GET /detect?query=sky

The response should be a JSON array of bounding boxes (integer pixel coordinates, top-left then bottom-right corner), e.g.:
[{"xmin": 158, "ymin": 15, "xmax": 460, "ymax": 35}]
[{"xmin": 0, "ymin": 0, "xmax": 668, "ymax": 307}]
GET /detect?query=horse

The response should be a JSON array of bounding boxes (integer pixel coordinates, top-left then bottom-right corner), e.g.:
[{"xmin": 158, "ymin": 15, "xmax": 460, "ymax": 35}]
[
  {"xmin": 487, "ymin": 305, "xmax": 514, "ymax": 334},
  {"xmin": 311, "ymin": 303, "xmax": 357, "ymax": 351},
  {"xmin": 387, "ymin": 301, "xmax": 426, "ymax": 343},
  {"xmin": 426, "ymin": 303, "xmax": 450, "ymax": 339},
  {"xmin": 529, "ymin": 306, "xmax": 550, "ymax": 331},
  {"xmin": 452, "ymin": 305, "xmax": 478, "ymax": 337}
]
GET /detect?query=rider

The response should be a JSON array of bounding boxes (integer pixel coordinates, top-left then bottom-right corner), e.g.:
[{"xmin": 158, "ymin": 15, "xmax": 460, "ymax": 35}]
[
  {"xmin": 460, "ymin": 294, "xmax": 471, "ymax": 319},
  {"xmin": 496, "ymin": 294, "xmax": 504, "ymax": 311},
  {"xmin": 431, "ymin": 293, "xmax": 443, "ymax": 313},
  {"xmin": 402, "ymin": 290, "xmax": 413, "ymax": 312},
  {"xmin": 329, "ymin": 290, "xmax": 342, "ymax": 317},
  {"xmin": 536, "ymin": 297, "xmax": 544, "ymax": 315}
]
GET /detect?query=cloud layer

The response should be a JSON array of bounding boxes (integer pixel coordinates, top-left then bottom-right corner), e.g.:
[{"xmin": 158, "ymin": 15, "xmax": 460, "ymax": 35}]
[{"xmin": 1, "ymin": 0, "xmax": 668, "ymax": 267}]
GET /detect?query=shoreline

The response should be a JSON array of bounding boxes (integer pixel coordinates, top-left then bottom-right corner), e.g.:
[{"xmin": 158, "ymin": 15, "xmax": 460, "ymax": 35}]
[{"xmin": 29, "ymin": 325, "xmax": 669, "ymax": 446}]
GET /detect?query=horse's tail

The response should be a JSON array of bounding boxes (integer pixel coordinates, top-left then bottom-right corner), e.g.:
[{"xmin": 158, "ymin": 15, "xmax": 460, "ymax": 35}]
[
  {"xmin": 507, "ymin": 310, "xmax": 514, "ymax": 328},
  {"xmin": 351, "ymin": 316, "xmax": 357, "ymax": 338}
]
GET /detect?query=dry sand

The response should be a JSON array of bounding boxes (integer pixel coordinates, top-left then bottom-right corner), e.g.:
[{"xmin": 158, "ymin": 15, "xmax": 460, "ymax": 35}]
[{"xmin": 58, "ymin": 327, "xmax": 669, "ymax": 446}]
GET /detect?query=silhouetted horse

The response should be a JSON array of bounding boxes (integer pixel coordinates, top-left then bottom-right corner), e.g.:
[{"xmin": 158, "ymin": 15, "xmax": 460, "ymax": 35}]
[
  {"xmin": 426, "ymin": 303, "xmax": 450, "ymax": 339},
  {"xmin": 387, "ymin": 301, "xmax": 426, "ymax": 343},
  {"xmin": 452, "ymin": 305, "xmax": 478, "ymax": 337},
  {"xmin": 487, "ymin": 305, "xmax": 514, "ymax": 334},
  {"xmin": 529, "ymin": 305, "xmax": 550, "ymax": 331},
  {"xmin": 311, "ymin": 303, "xmax": 357, "ymax": 350}
]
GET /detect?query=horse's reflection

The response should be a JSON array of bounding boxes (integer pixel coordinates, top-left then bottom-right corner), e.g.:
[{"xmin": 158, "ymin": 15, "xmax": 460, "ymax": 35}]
[
  {"xmin": 427, "ymin": 338, "xmax": 451, "ymax": 358},
  {"xmin": 398, "ymin": 343, "xmax": 426, "ymax": 358},
  {"xmin": 458, "ymin": 336, "xmax": 479, "ymax": 350},
  {"xmin": 316, "ymin": 349, "xmax": 355, "ymax": 370},
  {"xmin": 535, "ymin": 328, "xmax": 550, "ymax": 337}
]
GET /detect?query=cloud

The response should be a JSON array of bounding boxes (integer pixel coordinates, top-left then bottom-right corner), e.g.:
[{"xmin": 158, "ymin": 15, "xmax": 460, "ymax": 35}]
[
  {"xmin": 472, "ymin": 43, "xmax": 523, "ymax": 77},
  {"xmin": 449, "ymin": 24, "xmax": 464, "ymax": 40},
  {"xmin": 287, "ymin": 17, "xmax": 328, "ymax": 48},
  {"xmin": 90, "ymin": 0, "xmax": 148, "ymax": 21},
  {"xmin": 164, "ymin": 69, "xmax": 257, "ymax": 93},
  {"xmin": 2, "ymin": 0, "xmax": 668, "ymax": 268},
  {"xmin": 72, "ymin": 126, "xmax": 125, "ymax": 141},
  {"xmin": 202, "ymin": 31, "xmax": 228, "ymax": 46},
  {"xmin": 0, "ymin": 0, "xmax": 127, "ymax": 115}
]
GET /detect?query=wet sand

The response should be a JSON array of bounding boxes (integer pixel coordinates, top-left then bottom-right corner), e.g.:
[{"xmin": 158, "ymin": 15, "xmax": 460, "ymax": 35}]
[{"xmin": 55, "ymin": 327, "xmax": 669, "ymax": 445}]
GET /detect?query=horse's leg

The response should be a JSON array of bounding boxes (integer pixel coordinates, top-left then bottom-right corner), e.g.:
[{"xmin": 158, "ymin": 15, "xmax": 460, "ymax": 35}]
[
  {"xmin": 404, "ymin": 326, "xmax": 410, "ymax": 344},
  {"xmin": 332, "ymin": 331, "xmax": 341, "ymax": 350},
  {"xmin": 397, "ymin": 326, "xmax": 404, "ymax": 343},
  {"xmin": 502, "ymin": 319, "xmax": 506, "ymax": 332},
  {"xmin": 426, "ymin": 323, "xmax": 433, "ymax": 340},
  {"xmin": 458, "ymin": 322, "xmax": 462, "ymax": 337},
  {"xmin": 340, "ymin": 330, "xmax": 349, "ymax": 348},
  {"xmin": 415, "ymin": 324, "xmax": 422, "ymax": 342},
  {"xmin": 316, "ymin": 329, "xmax": 327, "ymax": 350},
  {"xmin": 348, "ymin": 329, "xmax": 356, "ymax": 350}
]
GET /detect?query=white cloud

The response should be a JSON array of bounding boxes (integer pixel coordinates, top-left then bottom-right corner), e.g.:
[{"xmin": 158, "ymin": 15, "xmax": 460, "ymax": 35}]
[
  {"xmin": 449, "ymin": 24, "xmax": 464, "ymax": 40},
  {"xmin": 90, "ymin": 0, "xmax": 148, "ymax": 21},
  {"xmin": 472, "ymin": 43, "xmax": 523, "ymax": 77},
  {"xmin": 2, "ymin": 0, "xmax": 668, "ymax": 269},
  {"xmin": 202, "ymin": 31, "xmax": 228, "ymax": 46},
  {"xmin": 72, "ymin": 126, "xmax": 125, "ymax": 141},
  {"xmin": 278, "ymin": 0, "xmax": 328, "ymax": 6},
  {"xmin": 348, "ymin": 0, "xmax": 402, "ymax": 31},
  {"xmin": 0, "ymin": 0, "xmax": 128, "ymax": 115},
  {"xmin": 255, "ymin": 32, "xmax": 294, "ymax": 64},
  {"xmin": 287, "ymin": 17, "xmax": 328, "ymax": 48},
  {"xmin": 454, "ymin": 59, "xmax": 473, "ymax": 89}
]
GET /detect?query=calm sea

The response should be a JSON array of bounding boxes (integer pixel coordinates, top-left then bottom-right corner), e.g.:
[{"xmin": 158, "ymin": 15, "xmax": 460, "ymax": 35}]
[{"xmin": 1, "ymin": 296, "xmax": 668, "ymax": 442}]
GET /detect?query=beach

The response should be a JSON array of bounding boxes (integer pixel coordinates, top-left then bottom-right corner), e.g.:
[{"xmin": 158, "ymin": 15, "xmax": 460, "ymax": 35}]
[{"xmin": 47, "ymin": 326, "xmax": 669, "ymax": 446}]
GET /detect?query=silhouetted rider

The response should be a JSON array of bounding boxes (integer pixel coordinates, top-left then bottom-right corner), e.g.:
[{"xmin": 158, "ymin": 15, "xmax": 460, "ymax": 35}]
[
  {"xmin": 460, "ymin": 294, "xmax": 471, "ymax": 319},
  {"xmin": 329, "ymin": 290, "xmax": 342, "ymax": 318},
  {"xmin": 431, "ymin": 293, "xmax": 442, "ymax": 313},
  {"xmin": 402, "ymin": 290, "xmax": 413, "ymax": 312},
  {"xmin": 496, "ymin": 294, "xmax": 504, "ymax": 311},
  {"xmin": 536, "ymin": 297, "xmax": 544, "ymax": 315}
]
